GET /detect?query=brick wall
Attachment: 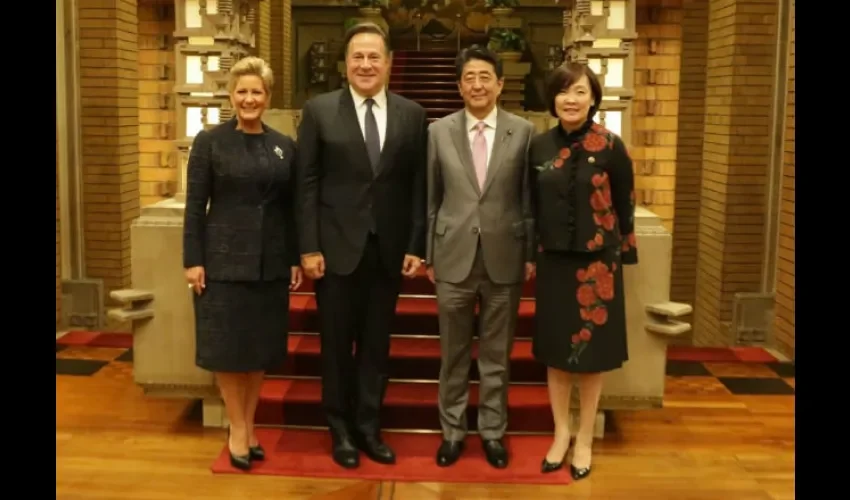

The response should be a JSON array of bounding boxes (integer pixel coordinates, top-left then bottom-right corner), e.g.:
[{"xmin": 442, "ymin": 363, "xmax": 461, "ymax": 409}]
[
  {"xmin": 773, "ymin": 0, "xmax": 794, "ymax": 358},
  {"xmin": 632, "ymin": 0, "xmax": 683, "ymax": 232},
  {"xmin": 258, "ymin": 0, "xmax": 271, "ymax": 63},
  {"xmin": 693, "ymin": 0, "xmax": 778, "ymax": 345},
  {"xmin": 77, "ymin": 0, "xmax": 140, "ymax": 297},
  {"xmin": 268, "ymin": 0, "xmax": 284, "ymax": 108},
  {"xmin": 138, "ymin": 3, "xmax": 176, "ymax": 207},
  {"xmin": 56, "ymin": 114, "xmax": 61, "ymax": 329},
  {"xmin": 282, "ymin": 0, "xmax": 293, "ymax": 108},
  {"xmin": 669, "ymin": 0, "xmax": 708, "ymax": 339}
]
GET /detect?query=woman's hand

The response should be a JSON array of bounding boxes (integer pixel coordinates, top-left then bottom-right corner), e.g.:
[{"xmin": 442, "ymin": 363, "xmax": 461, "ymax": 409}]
[
  {"xmin": 290, "ymin": 266, "xmax": 304, "ymax": 291},
  {"xmin": 185, "ymin": 266, "xmax": 206, "ymax": 295}
]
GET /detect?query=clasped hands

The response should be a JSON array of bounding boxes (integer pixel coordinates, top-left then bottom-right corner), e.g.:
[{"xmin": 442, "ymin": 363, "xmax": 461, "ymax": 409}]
[{"xmin": 300, "ymin": 252, "xmax": 422, "ymax": 280}]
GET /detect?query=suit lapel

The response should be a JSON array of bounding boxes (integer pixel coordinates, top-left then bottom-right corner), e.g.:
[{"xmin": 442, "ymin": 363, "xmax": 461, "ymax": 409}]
[
  {"xmin": 480, "ymin": 109, "xmax": 512, "ymax": 197},
  {"xmin": 376, "ymin": 92, "xmax": 401, "ymax": 177},
  {"xmin": 338, "ymin": 90, "xmax": 374, "ymax": 176},
  {"xmin": 450, "ymin": 112, "xmax": 482, "ymax": 196}
]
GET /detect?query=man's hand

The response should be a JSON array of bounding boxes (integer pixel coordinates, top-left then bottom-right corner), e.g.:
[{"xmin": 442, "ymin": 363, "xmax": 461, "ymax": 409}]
[
  {"xmin": 301, "ymin": 252, "xmax": 325, "ymax": 280},
  {"xmin": 402, "ymin": 254, "xmax": 422, "ymax": 278},
  {"xmin": 290, "ymin": 266, "xmax": 304, "ymax": 291},
  {"xmin": 426, "ymin": 266, "xmax": 436, "ymax": 284},
  {"xmin": 524, "ymin": 262, "xmax": 536, "ymax": 282}
]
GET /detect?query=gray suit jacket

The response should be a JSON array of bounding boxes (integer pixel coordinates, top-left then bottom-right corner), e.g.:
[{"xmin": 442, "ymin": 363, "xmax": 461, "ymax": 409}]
[{"xmin": 426, "ymin": 108, "xmax": 536, "ymax": 285}]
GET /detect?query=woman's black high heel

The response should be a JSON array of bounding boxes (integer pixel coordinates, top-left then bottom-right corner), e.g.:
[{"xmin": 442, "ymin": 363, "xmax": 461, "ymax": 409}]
[
  {"xmin": 570, "ymin": 441, "xmax": 592, "ymax": 480},
  {"xmin": 249, "ymin": 444, "xmax": 266, "ymax": 461},
  {"xmin": 541, "ymin": 437, "xmax": 570, "ymax": 474},
  {"xmin": 541, "ymin": 456, "xmax": 566, "ymax": 473},
  {"xmin": 570, "ymin": 463, "xmax": 592, "ymax": 480},
  {"xmin": 227, "ymin": 426, "xmax": 252, "ymax": 471}
]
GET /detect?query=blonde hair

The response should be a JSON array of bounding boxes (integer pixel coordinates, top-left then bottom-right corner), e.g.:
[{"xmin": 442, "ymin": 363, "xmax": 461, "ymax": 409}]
[{"xmin": 227, "ymin": 56, "xmax": 274, "ymax": 94}]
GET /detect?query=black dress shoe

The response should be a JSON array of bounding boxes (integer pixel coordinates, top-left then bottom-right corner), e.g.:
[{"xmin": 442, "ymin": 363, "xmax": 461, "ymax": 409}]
[
  {"xmin": 481, "ymin": 439, "xmax": 508, "ymax": 469},
  {"xmin": 331, "ymin": 435, "xmax": 360, "ymax": 469},
  {"xmin": 541, "ymin": 456, "xmax": 565, "ymax": 474},
  {"xmin": 249, "ymin": 444, "xmax": 265, "ymax": 461},
  {"xmin": 436, "ymin": 440, "xmax": 464, "ymax": 467},
  {"xmin": 356, "ymin": 434, "xmax": 396, "ymax": 464},
  {"xmin": 570, "ymin": 464, "xmax": 592, "ymax": 480}
]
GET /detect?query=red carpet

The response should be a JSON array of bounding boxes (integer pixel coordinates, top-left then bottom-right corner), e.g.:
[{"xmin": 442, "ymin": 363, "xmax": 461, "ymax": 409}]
[
  {"xmin": 666, "ymin": 345, "xmax": 777, "ymax": 363},
  {"xmin": 211, "ymin": 428, "xmax": 571, "ymax": 485},
  {"xmin": 57, "ymin": 331, "xmax": 133, "ymax": 349},
  {"xmin": 386, "ymin": 50, "xmax": 464, "ymax": 122}
]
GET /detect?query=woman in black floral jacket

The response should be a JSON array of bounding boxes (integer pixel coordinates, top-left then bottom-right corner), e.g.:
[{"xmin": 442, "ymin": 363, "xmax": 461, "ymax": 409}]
[{"xmin": 529, "ymin": 63, "xmax": 638, "ymax": 481}]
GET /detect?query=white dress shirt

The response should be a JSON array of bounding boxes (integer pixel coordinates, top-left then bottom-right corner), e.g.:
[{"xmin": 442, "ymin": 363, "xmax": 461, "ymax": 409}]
[
  {"xmin": 349, "ymin": 85, "xmax": 388, "ymax": 151},
  {"xmin": 465, "ymin": 107, "xmax": 498, "ymax": 169}
]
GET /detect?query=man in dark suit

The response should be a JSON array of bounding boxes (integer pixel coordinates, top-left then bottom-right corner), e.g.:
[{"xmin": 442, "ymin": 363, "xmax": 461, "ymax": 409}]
[{"xmin": 295, "ymin": 22, "xmax": 428, "ymax": 469}]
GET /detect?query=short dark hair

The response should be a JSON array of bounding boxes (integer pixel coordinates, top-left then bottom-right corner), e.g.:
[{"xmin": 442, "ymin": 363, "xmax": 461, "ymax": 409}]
[
  {"xmin": 455, "ymin": 45, "xmax": 503, "ymax": 81},
  {"xmin": 343, "ymin": 22, "xmax": 392, "ymax": 56},
  {"xmin": 545, "ymin": 63, "xmax": 603, "ymax": 119}
]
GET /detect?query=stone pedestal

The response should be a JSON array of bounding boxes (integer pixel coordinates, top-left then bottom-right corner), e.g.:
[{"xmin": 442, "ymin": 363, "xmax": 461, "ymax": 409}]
[
  {"xmin": 596, "ymin": 206, "xmax": 691, "ymax": 410},
  {"xmin": 262, "ymin": 108, "xmax": 301, "ymax": 138},
  {"xmin": 107, "ymin": 199, "xmax": 217, "ymax": 401}
]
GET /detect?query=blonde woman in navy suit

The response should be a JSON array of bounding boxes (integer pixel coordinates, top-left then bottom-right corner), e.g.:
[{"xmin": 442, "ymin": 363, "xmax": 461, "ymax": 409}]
[{"xmin": 183, "ymin": 57, "xmax": 303, "ymax": 471}]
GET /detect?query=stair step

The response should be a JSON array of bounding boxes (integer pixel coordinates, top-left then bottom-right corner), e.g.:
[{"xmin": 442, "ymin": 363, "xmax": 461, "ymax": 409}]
[
  {"xmin": 256, "ymin": 378, "xmax": 554, "ymax": 432},
  {"xmin": 394, "ymin": 57, "xmax": 456, "ymax": 64},
  {"xmin": 273, "ymin": 334, "xmax": 545, "ymax": 382},
  {"xmin": 393, "ymin": 64, "xmax": 456, "ymax": 71},
  {"xmin": 390, "ymin": 80, "xmax": 457, "ymax": 87},
  {"xmin": 390, "ymin": 73, "xmax": 456, "ymax": 79},
  {"xmin": 395, "ymin": 50, "xmax": 457, "ymax": 58},
  {"xmin": 288, "ymin": 295, "xmax": 536, "ymax": 338},
  {"xmin": 393, "ymin": 89, "xmax": 459, "ymax": 96},
  {"xmin": 295, "ymin": 268, "xmax": 536, "ymax": 298},
  {"xmin": 414, "ymin": 98, "xmax": 465, "ymax": 106},
  {"xmin": 427, "ymin": 108, "xmax": 463, "ymax": 118},
  {"xmin": 391, "ymin": 85, "xmax": 458, "ymax": 93}
]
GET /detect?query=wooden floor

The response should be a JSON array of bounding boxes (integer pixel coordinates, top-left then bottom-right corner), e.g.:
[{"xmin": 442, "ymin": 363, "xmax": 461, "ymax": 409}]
[{"xmin": 56, "ymin": 344, "xmax": 795, "ymax": 500}]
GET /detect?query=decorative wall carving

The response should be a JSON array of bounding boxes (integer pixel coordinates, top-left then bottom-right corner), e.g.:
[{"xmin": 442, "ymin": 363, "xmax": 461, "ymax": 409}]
[
  {"xmin": 172, "ymin": 0, "xmax": 260, "ymax": 201},
  {"xmin": 563, "ymin": 0, "xmax": 636, "ymax": 144}
]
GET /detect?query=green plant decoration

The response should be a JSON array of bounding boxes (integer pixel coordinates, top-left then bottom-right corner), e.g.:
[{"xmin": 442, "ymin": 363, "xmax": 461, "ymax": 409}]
[
  {"xmin": 485, "ymin": 0, "xmax": 520, "ymax": 8},
  {"xmin": 344, "ymin": 17, "xmax": 359, "ymax": 31},
  {"xmin": 487, "ymin": 28, "xmax": 526, "ymax": 53}
]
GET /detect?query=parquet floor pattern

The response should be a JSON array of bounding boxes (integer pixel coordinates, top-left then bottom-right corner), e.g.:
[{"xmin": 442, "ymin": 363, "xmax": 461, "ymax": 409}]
[{"xmin": 57, "ymin": 342, "xmax": 794, "ymax": 500}]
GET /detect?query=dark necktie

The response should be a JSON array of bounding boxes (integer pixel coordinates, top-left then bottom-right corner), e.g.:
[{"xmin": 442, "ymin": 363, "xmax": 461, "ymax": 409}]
[{"xmin": 364, "ymin": 98, "xmax": 381, "ymax": 173}]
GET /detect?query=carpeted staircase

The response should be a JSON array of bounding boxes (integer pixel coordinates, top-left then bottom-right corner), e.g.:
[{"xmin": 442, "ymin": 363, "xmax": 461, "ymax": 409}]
[
  {"xmin": 388, "ymin": 49, "xmax": 463, "ymax": 121},
  {"xmin": 260, "ymin": 269, "xmax": 542, "ymax": 433}
]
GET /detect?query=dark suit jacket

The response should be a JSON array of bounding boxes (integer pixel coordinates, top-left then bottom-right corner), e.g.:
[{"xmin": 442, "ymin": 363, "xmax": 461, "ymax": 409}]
[
  {"xmin": 529, "ymin": 121, "xmax": 638, "ymax": 265},
  {"xmin": 295, "ymin": 88, "xmax": 428, "ymax": 276},
  {"xmin": 182, "ymin": 118, "xmax": 299, "ymax": 281}
]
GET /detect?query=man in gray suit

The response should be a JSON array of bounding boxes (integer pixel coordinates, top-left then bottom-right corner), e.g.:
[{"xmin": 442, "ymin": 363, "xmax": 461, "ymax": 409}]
[{"xmin": 425, "ymin": 45, "xmax": 536, "ymax": 469}]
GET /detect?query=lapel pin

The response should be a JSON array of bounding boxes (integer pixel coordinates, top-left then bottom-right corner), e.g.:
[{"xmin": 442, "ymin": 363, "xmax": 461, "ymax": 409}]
[
  {"xmin": 273, "ymin": 145, "xmax": 284, "ymax": 159},
  {"xmin": 588, "ymin": 156, "xmax": 596, "ymax": 164}
]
